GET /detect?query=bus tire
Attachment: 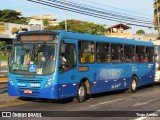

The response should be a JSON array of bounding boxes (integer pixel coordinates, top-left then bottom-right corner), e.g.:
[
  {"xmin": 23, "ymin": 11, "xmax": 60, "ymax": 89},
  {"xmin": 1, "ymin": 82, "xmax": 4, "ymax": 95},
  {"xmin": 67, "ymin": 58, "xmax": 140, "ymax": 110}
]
[
  {"xmin": 74, "ymin": 82, "xmax": 87, "ymax": 103},
  {"xmin": 128, "ymin": 76, "xmax": 138, "ymax": 93}
]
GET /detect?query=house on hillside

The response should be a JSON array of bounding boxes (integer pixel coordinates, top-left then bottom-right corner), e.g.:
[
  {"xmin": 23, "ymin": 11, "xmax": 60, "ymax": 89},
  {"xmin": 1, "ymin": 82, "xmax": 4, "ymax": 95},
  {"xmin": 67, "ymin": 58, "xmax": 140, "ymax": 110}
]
[
  {"xmin": 105, "ymin": 23, "xmax": 132, "ymax": 39},
  {"xmin": 28, "ymin": 14, "xmax": 59, "ymax": 28}
]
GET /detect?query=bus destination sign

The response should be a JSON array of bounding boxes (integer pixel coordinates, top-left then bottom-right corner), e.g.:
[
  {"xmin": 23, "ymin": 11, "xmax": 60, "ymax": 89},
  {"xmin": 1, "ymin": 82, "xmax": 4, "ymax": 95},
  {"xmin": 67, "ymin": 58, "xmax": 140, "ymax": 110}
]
[{"xmin": 20, "ymin": 35, "xmax": 54, "ymax": 41}]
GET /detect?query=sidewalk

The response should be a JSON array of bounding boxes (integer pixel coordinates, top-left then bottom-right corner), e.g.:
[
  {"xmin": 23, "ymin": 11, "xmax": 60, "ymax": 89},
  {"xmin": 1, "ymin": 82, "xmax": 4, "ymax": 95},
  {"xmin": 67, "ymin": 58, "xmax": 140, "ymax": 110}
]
[
  {"xmin": 0, "ymin": 79, "xmax": 18, "ymax": 105},
  {"xmin": 0, "ymin": 92, "xmax": 18, "ymax": 104}
]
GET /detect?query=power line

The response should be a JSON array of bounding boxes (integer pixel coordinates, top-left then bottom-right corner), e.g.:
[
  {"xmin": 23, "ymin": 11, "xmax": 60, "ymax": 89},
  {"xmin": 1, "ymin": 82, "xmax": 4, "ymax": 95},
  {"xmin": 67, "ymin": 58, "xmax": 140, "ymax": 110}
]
[
  {"xmin": 48, "ymin": 0, "xmax": 152, "ymax": 24},
  {"xmin": 70, "ymin": 0, "xmax": 153, "ymax": 21},
  {"xmin": 26, "ymin": 0, "xmax": 154, "ymax": 28},
  {"xmin": 19, "ymin": 0, "xmax": 106, "ymax": 25},
  {"xmin": 80, "ymin": 0, "xmax": 153, "ymax": 19}
]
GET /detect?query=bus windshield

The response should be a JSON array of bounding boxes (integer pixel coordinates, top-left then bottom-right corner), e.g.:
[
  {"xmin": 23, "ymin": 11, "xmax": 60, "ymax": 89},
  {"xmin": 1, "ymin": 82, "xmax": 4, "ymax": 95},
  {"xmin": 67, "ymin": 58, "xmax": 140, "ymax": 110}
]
[{"xmin": 9, "ymin": 43, "xmax": 56, "ymax": 75}]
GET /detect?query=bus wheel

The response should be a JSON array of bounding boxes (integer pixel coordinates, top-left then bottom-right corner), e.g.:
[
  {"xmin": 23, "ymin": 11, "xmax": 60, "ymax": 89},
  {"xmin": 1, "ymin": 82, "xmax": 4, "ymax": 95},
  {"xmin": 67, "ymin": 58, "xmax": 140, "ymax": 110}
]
[
  {"xmin": 74, "ymin": 82, "xmax": 87, "ymax": 103},
  {"xmin": 128, "ymin": 76, "xmax": 138, "ymax": 93}
]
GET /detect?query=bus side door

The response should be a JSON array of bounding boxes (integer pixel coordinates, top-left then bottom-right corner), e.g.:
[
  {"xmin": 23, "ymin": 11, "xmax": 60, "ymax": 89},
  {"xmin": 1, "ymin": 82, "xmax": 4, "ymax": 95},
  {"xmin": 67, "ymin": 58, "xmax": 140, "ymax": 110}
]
[{"xmin": 58, "ymin": 39, "xmax": 78, "ymax": 98}]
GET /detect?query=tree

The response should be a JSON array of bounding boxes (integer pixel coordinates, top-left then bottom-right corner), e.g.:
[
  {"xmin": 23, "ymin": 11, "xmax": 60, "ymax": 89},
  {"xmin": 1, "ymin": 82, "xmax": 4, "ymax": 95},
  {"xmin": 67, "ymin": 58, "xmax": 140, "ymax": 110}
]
[
  {"xmin": 45, "ymin": 20, "xmax": 106, "ymax": 35},
  {"xmin": 43, "ymin": 19, "xmax": 50, "ymax": 26},
  {"xmin": 0, "ymin": 9, "xmax": 28, "ymax": 25},
  {"xmin": 0, "ymin": 41, "xmax": 6, "ymax": 48},
  {"xmin": 154, "ymin": 0, "xmax": 160, "ymax": 35},
  {"xmin": 136, "ymin": 29, "xmax": 145, "ymax": 34}
]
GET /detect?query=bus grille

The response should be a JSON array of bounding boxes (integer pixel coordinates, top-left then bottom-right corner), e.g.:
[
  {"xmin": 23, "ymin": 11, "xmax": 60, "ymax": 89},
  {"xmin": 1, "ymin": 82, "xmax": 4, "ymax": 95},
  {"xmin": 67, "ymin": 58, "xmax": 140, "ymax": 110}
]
[
  {"xmin": 18, "ymin": 87, "xmax": 40, "ymax": 90},
  {"xmin": 15, "ymin": 77, "xmax": 43, "ymax": 89},
  {"xmin": 16, "ymin": 78, "xmax": 43, "ymax": 83}
]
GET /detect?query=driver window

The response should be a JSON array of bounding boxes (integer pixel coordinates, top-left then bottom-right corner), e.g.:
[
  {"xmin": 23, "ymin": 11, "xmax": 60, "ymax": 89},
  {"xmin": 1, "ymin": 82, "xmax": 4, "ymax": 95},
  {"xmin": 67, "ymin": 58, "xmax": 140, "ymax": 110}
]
[{"xmin": 59, "ymin": 43, "xmax": 76, "ymax": 72}]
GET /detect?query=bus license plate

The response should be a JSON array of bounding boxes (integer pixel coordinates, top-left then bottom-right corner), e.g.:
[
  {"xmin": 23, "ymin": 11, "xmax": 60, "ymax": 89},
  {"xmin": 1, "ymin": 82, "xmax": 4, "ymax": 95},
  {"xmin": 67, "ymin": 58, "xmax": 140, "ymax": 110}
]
[{"xmin": 24, "ymin": 90, "xmax": 32, "ymax": 94}]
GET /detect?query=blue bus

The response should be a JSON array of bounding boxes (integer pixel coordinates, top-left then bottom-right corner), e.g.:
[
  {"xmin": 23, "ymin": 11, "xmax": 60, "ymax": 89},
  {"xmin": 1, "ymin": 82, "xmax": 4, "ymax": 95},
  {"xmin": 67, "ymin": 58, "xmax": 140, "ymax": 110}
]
[{"xmin": 8, "ymin": 30, "xmax": 155, "ymax": 102}]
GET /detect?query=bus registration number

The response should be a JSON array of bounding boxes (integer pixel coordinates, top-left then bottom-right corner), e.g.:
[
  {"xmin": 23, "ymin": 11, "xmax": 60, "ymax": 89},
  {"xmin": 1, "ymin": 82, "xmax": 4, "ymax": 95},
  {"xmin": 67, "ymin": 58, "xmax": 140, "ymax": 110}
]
[
  {"xmin": 24, "ymin": 90, "xmax": 32, "ymax": 94},
  {"xmin": 30, "ymin": 83, "xmax": 40, "ymax": 87}
]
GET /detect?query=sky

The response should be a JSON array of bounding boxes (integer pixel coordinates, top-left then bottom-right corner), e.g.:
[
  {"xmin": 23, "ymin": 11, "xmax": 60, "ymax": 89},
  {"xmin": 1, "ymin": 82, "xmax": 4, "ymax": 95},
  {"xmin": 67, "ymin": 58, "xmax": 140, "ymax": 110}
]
[{"xmin": 0, "ymin": 0, "xmax": 155, "ymax": 34}]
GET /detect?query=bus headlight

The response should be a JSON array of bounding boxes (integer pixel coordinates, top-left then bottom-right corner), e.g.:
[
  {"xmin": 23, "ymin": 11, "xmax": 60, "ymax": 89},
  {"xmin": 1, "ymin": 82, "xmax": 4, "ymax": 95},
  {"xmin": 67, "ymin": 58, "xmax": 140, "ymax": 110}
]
[
  {"xmin": 44, "ymin": 78, "xmax": 53, "ymax": 88},
  {"xmin": 9, "ymin": 77, "xmax": 14, "ymax": 86}
]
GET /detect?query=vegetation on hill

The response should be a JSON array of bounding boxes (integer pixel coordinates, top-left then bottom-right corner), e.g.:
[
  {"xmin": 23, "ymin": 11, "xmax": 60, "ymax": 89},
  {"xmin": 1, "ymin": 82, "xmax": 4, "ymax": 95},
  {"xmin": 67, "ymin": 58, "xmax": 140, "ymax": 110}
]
[
  {"xmin": 44, "ymin": 20, "xmax": 107, "ymax": 35},
  {"xmin": 0, "ymin": 9, "xmax": 28, "ymax": 25}
]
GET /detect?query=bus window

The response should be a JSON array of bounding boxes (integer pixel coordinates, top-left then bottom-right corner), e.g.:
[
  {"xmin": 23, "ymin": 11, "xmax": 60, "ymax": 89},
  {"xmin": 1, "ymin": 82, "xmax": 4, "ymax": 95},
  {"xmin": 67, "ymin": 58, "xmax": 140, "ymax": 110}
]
[
  {"xmin": 124, "ymin": 45, "xmax": 135, "ymax": 62},
  {"xmin": 136, "ymin": 46, "xmax": 146, "ymax": 62},
  {"xmin": 78, "ymin": 41, "xmax": 95, "ymax": 63},
  {"xmin": 146, "ymin": 47, "xmax": 154, "ymax": 62},
  {"xmin": 96, "ymin": 42, "xmax": 110, "ymax": 63},
  {"xmin": 111, "ymin": 44, "xmax": 123, "ymax": 63},
  {"xmin": 59, "ymin": 43, "xmax": 76, "ymax": 72}
]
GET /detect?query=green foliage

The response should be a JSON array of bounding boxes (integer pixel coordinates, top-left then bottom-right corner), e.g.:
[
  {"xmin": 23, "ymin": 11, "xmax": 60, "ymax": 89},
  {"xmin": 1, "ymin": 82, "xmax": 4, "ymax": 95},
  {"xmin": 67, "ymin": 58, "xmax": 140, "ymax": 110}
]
[
  {"xmin": 154, "ymin": 1, "xmax": 160, "ymax": 29},
  {"xmin": 0, "ymin": 54, "xmax": 8, "ymax": 60},
  {"xmin": 0, "ymin": 41, "xmax": 7, "ymax": 60},
  {"xmin": 43, "ymin": 19, "xmax": 50, "ymax": 26},
  {"xmin": 0, "ymin": 9, "xmax": 28, "ymax": 25},
  {"xmin": 45, "ymin": 20, "xmax": 106, "ymax": 35},
  {"xmin": 0, "ymin": 41, "xmax": 6, "ymax": 48},
  {"xmin": 136, "ymin": 29, "xmax": 145, "ymax": 34}
]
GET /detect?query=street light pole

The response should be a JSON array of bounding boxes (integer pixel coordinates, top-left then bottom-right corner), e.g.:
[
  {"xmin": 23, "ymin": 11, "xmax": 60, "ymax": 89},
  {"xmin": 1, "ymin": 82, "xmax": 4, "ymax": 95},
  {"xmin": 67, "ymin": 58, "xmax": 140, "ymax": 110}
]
[
  {"xmin": 156, "ymin": 0, "xmax": 160, "ymax": 36},
  {"xmin": 40, "ymin": 4, "xmax": 43, "ymax": 30},
  {"xmin": 64, "ymin": 0, "xmax": 67, "ymax": 31}
]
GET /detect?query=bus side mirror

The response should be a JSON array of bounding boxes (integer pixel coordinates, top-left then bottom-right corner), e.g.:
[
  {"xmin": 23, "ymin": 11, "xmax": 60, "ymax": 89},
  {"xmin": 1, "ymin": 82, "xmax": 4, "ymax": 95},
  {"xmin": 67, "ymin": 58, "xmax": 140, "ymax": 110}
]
[{"xmin": 4, "ymin": 45, "xmax": 12, "ymax": 56}]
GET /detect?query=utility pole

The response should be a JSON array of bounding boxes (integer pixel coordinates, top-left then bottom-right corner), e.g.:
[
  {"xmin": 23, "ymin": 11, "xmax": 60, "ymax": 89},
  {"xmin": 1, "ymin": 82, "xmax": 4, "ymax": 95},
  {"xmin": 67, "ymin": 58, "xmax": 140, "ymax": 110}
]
[
  {"xmin": 40, "ymin": 4, "xmax": 43, "ymax": 30},
  {"xmin": 64, "ymin": 0, "xmax": 67, "ymax": 31},
  {"xmin": 156, "ymin": 0, "xmax": 160, "ymax": 36}
]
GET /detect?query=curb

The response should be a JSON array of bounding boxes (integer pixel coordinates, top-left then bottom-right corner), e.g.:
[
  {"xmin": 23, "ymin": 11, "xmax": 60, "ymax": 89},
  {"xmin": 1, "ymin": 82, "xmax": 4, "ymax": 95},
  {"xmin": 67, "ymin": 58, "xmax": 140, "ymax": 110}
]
[
  {"xmin": 0, "ymin": 83, "xmax": 8, "ymax": 94},
  {"xmin": 0, "ymin": 88, "xmax": 8, "ymax": 94},
  {"xmin": 0, "ymin": 98, "xmax": 20, "ymax": 107}
]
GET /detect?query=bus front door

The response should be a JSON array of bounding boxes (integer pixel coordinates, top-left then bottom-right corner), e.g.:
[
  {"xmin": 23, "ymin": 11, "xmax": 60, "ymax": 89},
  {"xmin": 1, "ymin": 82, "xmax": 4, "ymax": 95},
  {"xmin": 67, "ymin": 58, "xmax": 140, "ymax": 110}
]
[{"xmin": 58, "ymin": 40, "xmax": 77, "ymax": 98}]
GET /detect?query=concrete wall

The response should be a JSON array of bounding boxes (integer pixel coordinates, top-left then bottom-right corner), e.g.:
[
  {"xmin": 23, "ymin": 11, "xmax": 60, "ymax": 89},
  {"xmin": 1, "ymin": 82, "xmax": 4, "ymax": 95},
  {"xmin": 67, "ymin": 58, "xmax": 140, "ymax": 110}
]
[{"xmin": 0, "ymin": 22, "xmax": 41, "ymax": 39}]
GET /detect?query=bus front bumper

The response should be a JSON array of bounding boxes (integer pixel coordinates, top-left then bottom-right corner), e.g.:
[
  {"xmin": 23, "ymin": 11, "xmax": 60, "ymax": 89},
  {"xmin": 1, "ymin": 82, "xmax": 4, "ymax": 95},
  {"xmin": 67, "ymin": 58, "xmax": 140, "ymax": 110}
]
[{"xmin": 8, "ymin": 83, "xmax": 59, "ymax": 99}]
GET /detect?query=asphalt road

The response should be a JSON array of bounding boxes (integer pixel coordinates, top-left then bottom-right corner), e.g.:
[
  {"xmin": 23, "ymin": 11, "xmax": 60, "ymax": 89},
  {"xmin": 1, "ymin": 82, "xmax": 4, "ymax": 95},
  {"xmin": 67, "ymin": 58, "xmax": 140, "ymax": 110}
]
[{"xmin": 0, "ymin": 84, "xmax": 160, "ymax": 120}]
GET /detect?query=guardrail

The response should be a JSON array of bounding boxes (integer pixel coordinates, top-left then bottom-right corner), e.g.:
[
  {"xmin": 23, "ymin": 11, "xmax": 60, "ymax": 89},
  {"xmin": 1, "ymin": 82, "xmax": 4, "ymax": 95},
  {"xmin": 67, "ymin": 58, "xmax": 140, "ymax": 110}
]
[
  {"xmin": 0, "ymin": 61, "xmax": 8, "ymax": 93},
  {"xmin": 0, "ymin": 60, "xmax": 8, "ymax": 77},
  {"xmin": 0, "ymin": 80, "xmax": 7, "ymax": 94}
]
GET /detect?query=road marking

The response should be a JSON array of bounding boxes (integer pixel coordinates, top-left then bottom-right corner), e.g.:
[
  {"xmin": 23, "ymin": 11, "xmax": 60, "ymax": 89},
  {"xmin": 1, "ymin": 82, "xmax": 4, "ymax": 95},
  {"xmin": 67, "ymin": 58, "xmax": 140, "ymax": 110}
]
[
  {"xmin": 90, "ymin": 99, "xmax": 123, "ymax": 107},
  {"xmin": 132, "ymin": 102, "xmax": 148, "ymax": 107},
  {"xmin": 147, "ymin": 98, "xmax": 160, "ymax": 103},
  {"xmin": 132, "ymin": 98, "xmax": 160, "ymax": 107},
  {"xmin": 134, "ymin": 117, "xmax": 147, "ymax": 120}
]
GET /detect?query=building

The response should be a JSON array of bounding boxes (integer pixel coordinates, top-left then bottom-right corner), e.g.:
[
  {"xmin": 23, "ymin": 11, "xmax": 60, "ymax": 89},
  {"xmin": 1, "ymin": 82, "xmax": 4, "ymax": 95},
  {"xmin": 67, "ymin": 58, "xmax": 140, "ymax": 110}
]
[
  {"xmin": 106, "ymin": 23, "xmax": 132, "ymax": 39},
  {"xmin": 0, "ymin": 22, "xmax": 40, "ymax": 43},
  {"xmin": 132, "ymin": 33, "xmax": 157, "ymax": 41},
  {"xmin": 28, "ymin": 14, "xmax": 59, "ymax": 28},
  {"xmin": 106, "ymin": 23, "xmax": 158, "ymax": 41}
]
